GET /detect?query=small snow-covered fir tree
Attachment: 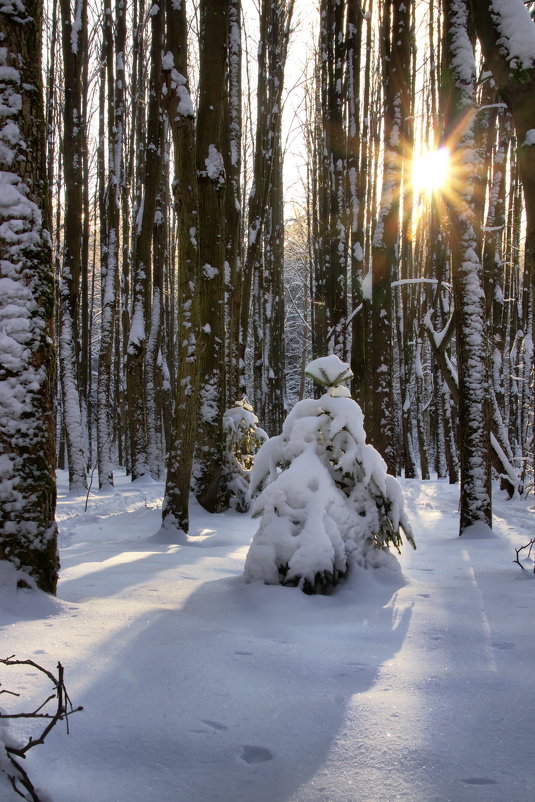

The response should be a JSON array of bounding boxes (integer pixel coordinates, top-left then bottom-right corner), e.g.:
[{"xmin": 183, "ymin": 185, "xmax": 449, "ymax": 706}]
[
  {"xmin": 223, "ymin": 399, "xmax": 267, "ymax": 512},
  {"xmin": 243, "ymin": 356, "xmax": 415, "ymax": 594}
]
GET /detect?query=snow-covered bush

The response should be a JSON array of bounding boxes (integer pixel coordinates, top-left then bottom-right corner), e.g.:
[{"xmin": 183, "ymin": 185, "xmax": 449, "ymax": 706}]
[
  {"xmin": 243, "ymin": 355, "xmax": 415, "ymax": 594},
  {"xmin": 223, "ymin": 399, "xmax": 267, "ymax": 512}
]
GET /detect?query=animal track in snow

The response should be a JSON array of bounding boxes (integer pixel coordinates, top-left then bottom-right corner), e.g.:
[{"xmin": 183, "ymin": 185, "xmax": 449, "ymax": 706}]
[
  {"xmin": 201, "ymin": 719, "xmax": 228, "ymax": 731},
  {"xmin": 240, "ymin": 745, "xmax": 274, "ymax": 764}
]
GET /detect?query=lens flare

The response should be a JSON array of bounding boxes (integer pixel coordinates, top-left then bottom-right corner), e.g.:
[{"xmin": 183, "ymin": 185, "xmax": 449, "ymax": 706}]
[{"xmin": 412, "ymin": 146, "xmax": 450, "ymax": 196}]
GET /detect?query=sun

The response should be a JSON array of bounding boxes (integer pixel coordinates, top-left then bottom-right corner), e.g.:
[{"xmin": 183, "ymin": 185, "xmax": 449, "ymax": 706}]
[{"xmin": 412, "ymin": 146, "xmax": 450, "ymax": 196}]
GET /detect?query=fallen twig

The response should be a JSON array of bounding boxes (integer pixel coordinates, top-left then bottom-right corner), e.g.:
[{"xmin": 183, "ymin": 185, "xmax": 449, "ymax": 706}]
[
  {"xmin": 513, "ymin": 538, "xmax": 535, "ymax": 572},
  {"xmin": 0, "ymin": 656, "xmax": 82, "ymax": 800}
]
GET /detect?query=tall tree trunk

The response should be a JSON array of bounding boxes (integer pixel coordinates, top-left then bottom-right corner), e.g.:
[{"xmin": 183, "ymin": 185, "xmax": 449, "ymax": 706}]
[
  {"xmin": 444, "ymin": 0, "xmax": 492, "ymax": 531},
  {"xmin": 318, "ymin": 0, "xmax": 348, "ymax": 358},
  {"xmin": 161, "ymin": 0, "xmax": 201, "ymax": 533},
  {"xmin": 125, "ymin": 2, "xmax": 163, "ymax": 480},
  {"xmin": 59, "ymin": 0, "xmax": 88, "ymax": 491},
  {"xmin": 370, "ymin": 0, "xmax": 411, "ymax": 473},
  {"xmin": 0, "ymin": 0, "xmax": 59, "ymax": 592},
  {"xmin": 194, "ymin": 0, "xmax": 231, "ymax": 512},
  {"xmin": 240, "ymin": 0, "xmax": 294, "ymax": 396},
  {"xmin": 225, "ymin": 0, "xmax": 243, "ymax": 407},
  {"xmin": 97, "ymin": 0, "xmax": 126, "ymax": 489}
]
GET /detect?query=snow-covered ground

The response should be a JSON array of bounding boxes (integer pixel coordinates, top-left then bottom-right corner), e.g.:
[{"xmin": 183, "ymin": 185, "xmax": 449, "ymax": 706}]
[{"xmin": 1, "ymin": 471, "xmax": 535, "ymax": 802}]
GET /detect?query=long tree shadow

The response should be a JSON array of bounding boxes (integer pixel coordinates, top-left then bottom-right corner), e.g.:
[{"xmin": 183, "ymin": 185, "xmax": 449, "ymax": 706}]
[{"xmin": 34, "ymin": 564, "xmax": 412, "ymax": 802}]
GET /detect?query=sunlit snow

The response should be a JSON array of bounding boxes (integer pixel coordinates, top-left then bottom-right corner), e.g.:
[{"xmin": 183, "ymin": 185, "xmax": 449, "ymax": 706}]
[{"xmin": 1, "ymin": 472, "xmax": 534, "ymax": 801}]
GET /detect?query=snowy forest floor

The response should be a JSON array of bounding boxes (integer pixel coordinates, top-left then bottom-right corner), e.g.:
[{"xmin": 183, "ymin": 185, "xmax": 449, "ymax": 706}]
[{"xmin": 1, "ymin": 472, "xmax": 535, "ymax": 802}]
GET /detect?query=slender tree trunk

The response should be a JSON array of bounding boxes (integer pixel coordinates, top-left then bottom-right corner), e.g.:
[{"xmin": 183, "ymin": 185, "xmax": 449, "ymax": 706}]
[
  {"xmin": 225, "ymin": 0, "xmax": 243, "ymax": 407},
  {"xmin": 370, "ymin": 0, "xmax": 411, "ymax": 473},
  {"xmin": 318, "ymin": 0, "xmax": 348, "ymax": 358},
  {"xmin": 125, "ymin": 2, "xmax": 163, "ymax": 480},
  {"xmin": 59, "ymin": 0, "xmax": 88, "ymax": 491},
  {"xmin": 97, "ymin": 0, "xmax": 125, "ymax": 489}
]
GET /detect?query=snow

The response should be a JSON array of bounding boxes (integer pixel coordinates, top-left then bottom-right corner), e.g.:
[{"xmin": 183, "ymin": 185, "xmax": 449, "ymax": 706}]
[
  {"xmin": 203, "ymin": 144, "xmax": 225, "ymax": 183},
  {"xmin": 1, "ymin": 472, "xmax": 534, "ymax": 801},
  {"xmin": 305, "ymin": 354, "xmax": 353, "ymax": 387},
  {"xmin": 490, "ymin": 0, "xmax": 535, "ymax": 69},
  {"xmin": 449, "ymin": 0, "xmax": 476, "ymax": 90}
]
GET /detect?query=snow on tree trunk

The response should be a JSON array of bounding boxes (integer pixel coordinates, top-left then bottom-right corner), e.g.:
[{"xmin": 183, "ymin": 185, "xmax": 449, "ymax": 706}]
[
  {"xmin": 59, "ymin": 0, "xmax": 88, "ymax": 492},
  {"xmin": 126, "ymin": 2, "xmax": 164, "ymax": 481},
  {"xmin": 244, "ymin": 356, "xmax": 415, "ymax": 594},
  {"xmin": 0, "ymin": 0, "xmax": 59, "ymax": 593},
  {"xmin": 444, "ymin": 0, "xmax": 493, "ymax": 533},
  {"xmin": 471, "ymin": 0, "xmax": 535, "ymax": 493},
  {"xmin": 97, "ymin": 0, "xmax": 126, "ymax": 490},
  {"xmin": 194, "ymin": 0, "xmax": 232, "ymax": 513},
  {"xmin": 160, "ymin": 0, "xmax": 200, "ymax": 534}
]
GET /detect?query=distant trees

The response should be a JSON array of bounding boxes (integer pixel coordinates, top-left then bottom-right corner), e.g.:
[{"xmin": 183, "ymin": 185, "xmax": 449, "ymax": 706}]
[{"xmin": 0, "ymin": 0, "xmax": 59, "ymax": 591}]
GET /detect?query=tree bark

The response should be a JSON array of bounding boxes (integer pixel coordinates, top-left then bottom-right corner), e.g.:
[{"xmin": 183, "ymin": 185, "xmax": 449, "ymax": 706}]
[
  {"xmin": 59, "ymin": 0, "xmax": 88, "ymax": 491},
  {"xmin": 194, "ymin": 0, "xmax": 232, "ymax": 512},
  {"xmin": 0, "ymin": 0, "xmax": 59, "ymax": 592},
  {"xmin": 161, "ymin": 0, "xmax": 201, "ymax": 532},
  {"xmin": 443, "ymin": 0, "xmax": 492, "ymax": 531}
]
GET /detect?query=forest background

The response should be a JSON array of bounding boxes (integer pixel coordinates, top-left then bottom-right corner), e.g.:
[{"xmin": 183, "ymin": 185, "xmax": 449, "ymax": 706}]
[{"xmin": 2, "ymin": 0, "xmax": 535, "ymax": 593}]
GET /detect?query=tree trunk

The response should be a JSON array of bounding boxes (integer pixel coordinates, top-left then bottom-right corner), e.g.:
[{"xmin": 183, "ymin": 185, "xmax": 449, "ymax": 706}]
[
  {"xmin": 0, "ymin": 0, "xmax": 59, "ymax": 592},
  {"xmin": 161, "ymin": 0, "xmax": 201, "ymax": 533},
  {"xmin": 194, "ymin": 0, "xmax": 231, "ymax": 512},
  {"xmin": 125, "ymin": 2, "xmax": 163, "ymax": 480},
  {"xmin": 443, "ymin": 0, "xmax": 492, "ymax": 532},
  {"xmin": 59, "ymin": 0, "xmax": 88, "ymax": 491}
]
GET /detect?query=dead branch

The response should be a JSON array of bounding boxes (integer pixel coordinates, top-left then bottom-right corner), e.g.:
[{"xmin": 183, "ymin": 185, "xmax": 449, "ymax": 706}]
[
  {"xmin": 513, "ymin": 538, "xmax": 535, "ymax": 572},
  {"xmin": 0, "ymin": 657, "xmax": 82, "ymax": 801}
]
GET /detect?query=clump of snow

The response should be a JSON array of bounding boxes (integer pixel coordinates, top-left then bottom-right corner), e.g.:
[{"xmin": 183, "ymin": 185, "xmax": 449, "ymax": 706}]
[
  {"xmin": 203, "ymin": 144, "xmax": 225, "ymax": 183},
  {"xmin": 461, "ymin": 521, "xmax": 495, "ymax": 539},
  {"xmin": 244, "ymin": 358, "xmax": 415, "ymax": 594},
  {"xmin": 490, "ymin": 0, "xmax": 535, "ymax": 70},
  {"xmin": 305, "ymin": 354, "xmax": 353, "ymax": 388}
]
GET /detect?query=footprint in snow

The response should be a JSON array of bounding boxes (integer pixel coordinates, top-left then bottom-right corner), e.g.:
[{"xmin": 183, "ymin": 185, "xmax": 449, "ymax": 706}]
[
  {"xmin": 201, "ymin": 719, "xmax": 228, "ymax": 731},
  {"xmin": 241, "ymin": 745, "xmax": 274, "ymax": 764}
]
